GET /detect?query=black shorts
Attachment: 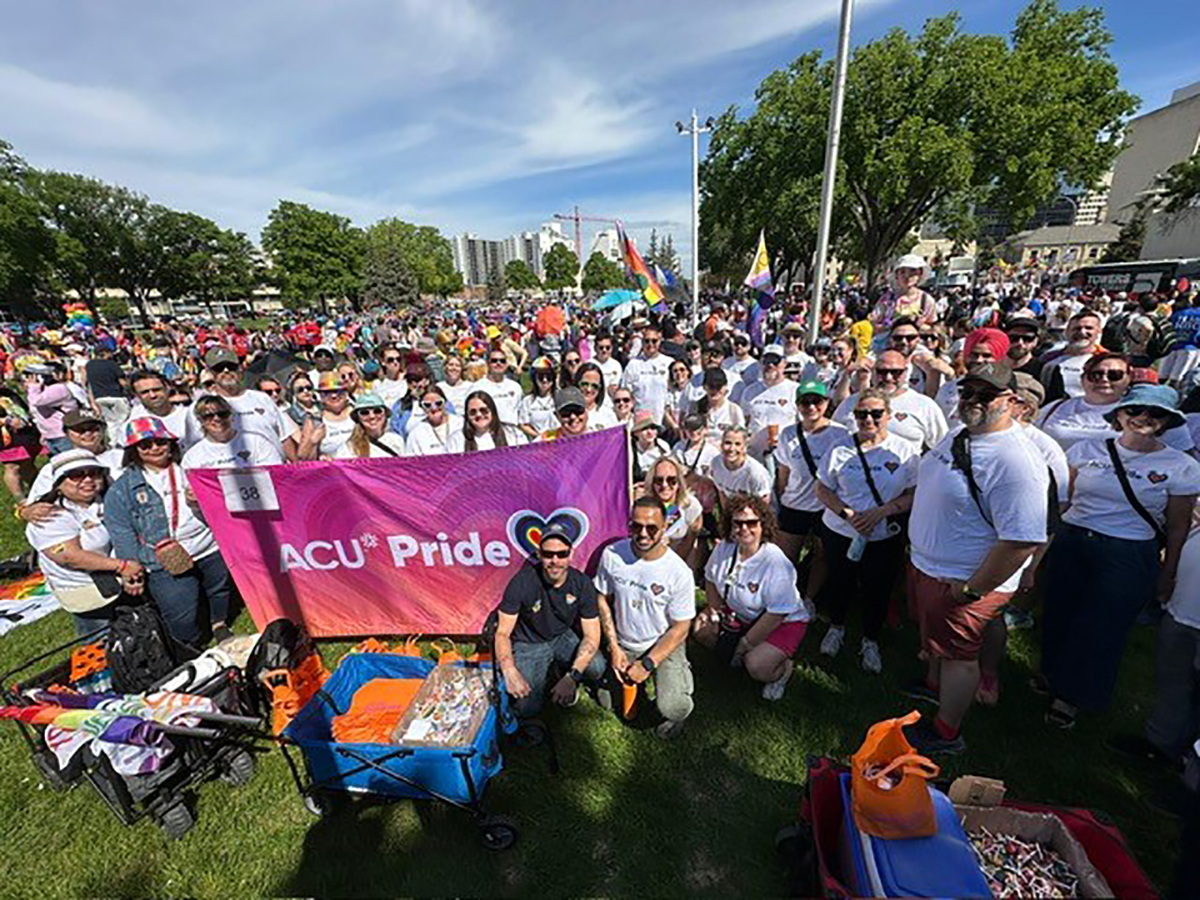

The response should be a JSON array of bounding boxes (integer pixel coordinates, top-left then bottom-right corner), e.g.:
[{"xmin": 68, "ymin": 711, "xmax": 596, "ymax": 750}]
[{"xmin": 778, "ymin": 506, "xmax": 823, "ymax": 537}]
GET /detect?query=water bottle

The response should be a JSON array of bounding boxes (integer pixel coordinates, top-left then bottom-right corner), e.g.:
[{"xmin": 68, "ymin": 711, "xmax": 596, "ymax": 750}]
[{"xmin": 847, "ymin": 533, "xmax": 867, "ymax": 562}]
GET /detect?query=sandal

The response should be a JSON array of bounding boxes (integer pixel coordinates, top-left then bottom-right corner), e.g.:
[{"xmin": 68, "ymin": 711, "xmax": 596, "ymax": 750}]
[{"xmin": 1045, "ymin": 699, "xmax": 1078, "ymax": 730}]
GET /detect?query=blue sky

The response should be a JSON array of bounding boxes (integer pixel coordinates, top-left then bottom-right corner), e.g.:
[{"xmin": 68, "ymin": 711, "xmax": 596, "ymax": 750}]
[{"xmin": 2, "ymin": 0, "xmax": 1198, "ymax": 272}]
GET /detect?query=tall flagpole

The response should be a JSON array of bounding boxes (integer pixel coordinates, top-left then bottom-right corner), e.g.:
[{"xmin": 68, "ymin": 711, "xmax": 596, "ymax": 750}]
[
  {"xmin": 808, "ymin": 0, "xmax": 855, "ymax": 343},
  {"xmin": 677, "ymin": 110, "xmax": 713, "ymax": 333}
]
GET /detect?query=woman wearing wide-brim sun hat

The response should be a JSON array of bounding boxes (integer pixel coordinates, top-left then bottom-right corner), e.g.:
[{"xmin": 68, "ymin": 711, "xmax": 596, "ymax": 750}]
[
  {"xmin": 1040, "ymin": 383, "xmax": 1200, "ymax": 730},
  {"xmin": 869, "ymin": 253, "xmax": 937, "ymax": 352}
]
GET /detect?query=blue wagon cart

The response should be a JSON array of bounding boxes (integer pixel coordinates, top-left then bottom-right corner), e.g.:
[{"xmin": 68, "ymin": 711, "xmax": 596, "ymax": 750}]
[{"xmin": 278, "ymin": 650, "xmax": 523, "ymax": 851}]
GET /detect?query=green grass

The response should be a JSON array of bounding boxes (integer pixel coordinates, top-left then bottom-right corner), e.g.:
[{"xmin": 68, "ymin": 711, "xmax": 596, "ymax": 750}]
[{"xmin": 0, "ymin": 486, "xmax": 1184, "ymax": 897}]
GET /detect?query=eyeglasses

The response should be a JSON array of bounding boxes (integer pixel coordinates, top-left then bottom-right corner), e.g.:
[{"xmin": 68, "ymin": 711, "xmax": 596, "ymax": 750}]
[
  {"xmin": 559, "ymin": 406, "xmax": 585, "ymax": 420},
  {"xmin": 383, "ymin": 356, "xmax": 402, "ymax": 363},
  {"xmin": 614, "ymin": 397, "xmax": 633, "ymax": 405},
  {"xmin": 534, "ymin": 372, "xmax": 554, "ymax": 381},
  {"xmin": 629, "ymin": 521, "xmax": 661, "ymax": 537},
  {"xmin": 579, "ymin": 381, "xmax": 600, "ymax": 392},
  {"xmin": 64, "ymin": 469, "xmax": 105, "ymax": 482},
  {"xmin": 357, "ymin": 408, "xmax": 386, "ymax": 417},
  {"xmin": 1008, "ymin": 332, "xmax": 1038, "ymax": 343},
  {"xmin": 762, "ymin": 357, "xmax": 782, "ymax": 366},
  {"xmin": 853, "ymin": 409, "xmax": 886, "ymax": 422},
  {"xmin": 539, "ymin": 548, "xmax": 570, "ymax": 560},
  {"xmin": 294, "ymin": 384, "xmax": 314, "ymax": 393},
  {"xmin": 405, "ymin": 374, "xmax": 427, "ymax": 383},
  {"xmin": 564, "ymin": 357, "xmax": 581, "ymax": 365},
  {"xmin": 732, "ymin": 518, "xmax": 761, "ymax": 529},
  {"xmin": 597, "ymin": 344, "xmax": 612, "ymax": 352},
  {"xmin": 1120, "ymin": 405, "xmax": 1171, "ymax": 420},
  {"xmin": 919, "ymin": 332, "xmax": 938, "ymax": 341},
  {"xmin": 262, "ymin": 387, "xmax": 282, "ymax": 396},
  {"xmin": 874, "ymin": 367, "xmax": 905, "ymax": 378},
  {"xmin": 319, "ymin": 389, "xmax": 347, "ymax": 397},
  {"xmin": 67, "ymin": 424, "xmax": 103, "ymax": 434},
  {"xmin": 653, "ymin": 476, "xmax": 678, "ymax": 486},
  {"xmin": 797, "ymin": 395, "xmax": 826, "ymax": 406},
  {"xmin": 138, "ymin": 438, "xmax": 173, "ymax": 448},
  {"xmin": 467, "ymin": 407, "xmax": 491, "ymax": 419},
  {"xmin": 891, "ymin": 333, "xmax": 920, "ymax": 344},
  {"xmin": 199, "ymin": 410, "xmax": 233, "ymax": 422},
  {"xmin": 1086, "ymin": 369, "xmax": 1128, "ymax": 383},
  {"xmin": 489, "ymin": 357, "xmax": 507, "ymax": 365},
  {"xmin": 421, "ymin": 400, "xmax": 445, "ymax": 411},
  {"xmin": 200, "ymin": 381, "xmax": 216, "ymax": 389},
  {"xmin": 211, "ymin": 362, "xmax": 239, "ymax": 374}
]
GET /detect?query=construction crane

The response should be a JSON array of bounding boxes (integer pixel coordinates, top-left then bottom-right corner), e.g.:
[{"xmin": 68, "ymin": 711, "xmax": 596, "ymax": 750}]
[{"xmin": 553, "ymin": 206, "xmax": 620, "ymax": 261}]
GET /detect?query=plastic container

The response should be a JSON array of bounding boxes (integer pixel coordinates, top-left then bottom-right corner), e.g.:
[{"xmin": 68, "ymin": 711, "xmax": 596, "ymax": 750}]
[{"xmin": 838, "ymin": 773, "xmax": 991, "ymax": 898}]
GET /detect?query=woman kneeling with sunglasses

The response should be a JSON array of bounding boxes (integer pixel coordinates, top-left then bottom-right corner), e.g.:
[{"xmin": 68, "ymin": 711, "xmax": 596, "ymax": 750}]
[{"xmin": 694, "ymin": 494, "xmax": 810, "ymax": 701}]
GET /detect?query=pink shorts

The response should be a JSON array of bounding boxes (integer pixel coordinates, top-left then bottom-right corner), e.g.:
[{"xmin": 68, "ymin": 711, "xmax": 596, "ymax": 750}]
[{"xmin": 765, "ymin": 620, "xmax": 808, "ymax": 656}]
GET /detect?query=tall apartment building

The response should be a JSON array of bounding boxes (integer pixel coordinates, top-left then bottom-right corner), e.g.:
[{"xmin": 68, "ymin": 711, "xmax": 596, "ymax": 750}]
[{"xmin": 451, "ymin": 222, "xmax": 575, "ymax": 285}]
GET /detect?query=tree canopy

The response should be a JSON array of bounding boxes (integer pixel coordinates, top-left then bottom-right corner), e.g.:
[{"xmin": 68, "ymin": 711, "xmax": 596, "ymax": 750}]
[
  {"xmin": 542, "ymin": 243, "xmax": 580, "ymax": 291},
  {"xmin": 580, "ymin": 251, "xmax": 626, "ymax": 293},
  {"xmin": 503, "ymin": 258, "xmax": 541, "ymax": 291},
  {"xmin": 261, "ymin": 201, "xmax": 365, "ymax": 312}
]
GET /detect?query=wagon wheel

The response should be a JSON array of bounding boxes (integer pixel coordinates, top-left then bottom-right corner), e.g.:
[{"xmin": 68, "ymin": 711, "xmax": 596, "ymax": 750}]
[
  {"xmin": 303, "ymin": 790, "xmax": 347, "ymax": 818},
  {"xmin": 479, "ymin": 814, "xmax": 519, "ymax": 851},
  {"xmin": 159, "ymin": 802, "xmax": 196, "ymax": 840},
  {"xmin": 219, "ymin": 749, "xmax": 256, "ymax": 787},
  {"xmin": 32, "ymin": 750, "xmax": 70, "ymax": 792}
]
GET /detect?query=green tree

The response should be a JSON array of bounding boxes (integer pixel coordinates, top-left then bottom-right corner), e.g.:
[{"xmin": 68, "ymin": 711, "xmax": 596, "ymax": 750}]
[
  {"xmin": 580, "ymin": 251, "xmax": 626, "ymax": 293},
  {"xmin": 645, "ymin": 229, "xmax": 660, "ymax": 271},
  {"xmin": 262, "ymin": 201, "xmax": 365, "ymax": 313},
  {"xmin": 362, "ymin": 236, "xmax": 419, "ymax": 309},
  {"xmin": 364, "ymin": 218, "xmax": 462, "ymax": 297},
  {"xmin": 485, "ymin": 267, "xmax": 507, "ymax": 303},
  {"xmin": 0, "ymin": 140, "xmax": 57, "ymax": 319},
  {"xmin": 1158, "ymin": 153, "xmax": 1200, "ymax": 216},
  {"xmin": 542, "ymin": 243, "xmax": 580, "ymax": 290},
  {"xmin": 658, "ymin": 234, "xmax": 681, "ymax": 276},
  {"xmin": 155, "ymin": 212, "xmax": 257, "ymax": 317},
  {"xmin": 504, "ymin": 258, "xmax": 541, "ymax": 291}
]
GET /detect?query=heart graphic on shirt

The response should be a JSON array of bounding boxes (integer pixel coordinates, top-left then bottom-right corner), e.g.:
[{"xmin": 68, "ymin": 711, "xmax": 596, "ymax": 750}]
[
  {"xmin": 1147, "ymin": 471, "xmax": 1169, "ymax": 484},
  {"xmin": 237, "ymin": 450, "xmax": 250, "ymax": 461},
  {"xmin": 894, "ymin": 412, "xmax": 909, "ymax": 421},
  {"xmin": 505, "ymin": 507, "xmax": 591, "ymax": 559},
  {"xmin": 778, "ymin": 398, "xmax": 789, "ymax": 406},
  {"xmin": 884, "ymin": 460, "xmax": 899, "ymax": 473},
  {"xmin": 650, "ymin": 583, "xmax": 665, "ymax": 595},
  {"xmin": 748, "ymin": 582, "xmax": 760, "ymax": 593}
]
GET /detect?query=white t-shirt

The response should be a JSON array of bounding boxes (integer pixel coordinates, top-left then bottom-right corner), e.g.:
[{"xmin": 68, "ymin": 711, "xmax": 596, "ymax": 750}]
[
  {"xmin": 333, "ymin": 431, "xmax": 407, "ymax": 459},
  {"xmin": 587, "ymin": 405, "xmax": 619, "ymax": 429},
  {"xmin": 1159, "ymin": 347, "xmax": 1200, "ymax": 390},
  {"xmin": 26, "ymin": 500, "xmax": 111, "ymax": 592},
  {"xmin": 700, "ymin": 399, "xmax": 746, "ymax": 448},
  {"xmin": 1063, "ymin": 439, "xmax": 1200, "ymax": 540},
  {"xmin": 723, "ymin": 356, "xmax": 757, "ymax": 382},
  {"xmin": 375, "ymin": 377, "xmax": 408, "ymax": 409},
  {"xmin": 479, "ymin": 378, "xmax": 523, "ymax": 427},
  {"xmin": 705, "ymin": 540, "xmax": 808, "ymax": 625},
  {"xmin": 622, "ymin": 354, "xmax": 673, "ymax": 424},
  {"xmin": 447, "ymin": 425, "xmax": 527, "ymax": 453},
  {"xmin": 634, "ymin": 438, "xmax": 671, "ymax": 474},
  {"xmin": 190, "ymin": 390, "xmax": 298, "ymax": 455},
  {"xmin": 709, "ymin": 454, "xmax": 772, "ymax": 500},
  {"xmin": 665, "ymin": 495, "xmax": 702, "ymax": 542},
  {"xmin": 405, "ymin": 415, "xmax": 462, "ymax": 456},
  {"xmin": 518, "ymin": 393, "xmax": 558, "ymax": 435},
  {"xmin": 596, "ymin": 356, "xmax": 624, "ymax": 394},
  {"xmin": 934, "ymin": 380, "xmax": 960, "ymax": 425},
  {"xmin": 594, "ymin": 540, "xmax": 696, "ymax": 653},
  {"xmin": 29, "ymin": 448, "xmax": 124, "ymax": 503},
  {"xmin": 834, "ymin": 389, "xmax": 948, "ymax": 451},
  {"xmin": 818, "ymin": 433, "xmax": 919, "ymax": 541},
  {"xmin": 182, "ymin": 431, "xmax": 284, "ymax": 470},
  {"xmin": 778, "ymin": 422, "xmax": 853, "ymax": 512},
  {"xmin": 909, "ymin": 425, "xmax": 1049, "ymax": 592},
  {"xmin": 673, "ymin": 439, "xmax": 719, "ymax": 478},
  {"xmin": 736, "ymin": 379, "xmax": 798, "ymax": 458},
  {"xmin": 318, "ymin": 413, "xmax": 356, "ymax": 458},
  {"xmin": 1022, "ymin": 424, "xmax": 1071, "ymax": 503},
  {"xmin": 1041, "ymin": 353, "xmax": 1090, "ymax": 398},
  {"xmin": 129, "ymin": 402, "xmax": 201, "ymax": 450},
  {"xmin": 1166, "ymin": 525, "xmax": 1200, "ymax": 629},
  {"xmin": 437, "ymin": 380, "xmax": 472, "ymax": 416},
  {"xmin": 142, "ymin": 464, "xmax": 218, "ymax": 561},
  {"xmin": 1036, "ymin": 397, "xmax": 1117, "ymax": 452}
]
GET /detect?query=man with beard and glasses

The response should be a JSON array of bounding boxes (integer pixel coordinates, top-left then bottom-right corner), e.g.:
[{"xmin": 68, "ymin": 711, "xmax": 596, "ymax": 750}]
[
  {"xmin": 904, "ymin": 362, "xmax": 1049, "ymax": 755},
  {"xmin": 190, "ymin": 348, "xmax": 300, "ymax": 459},
  {"xmin": 834, "ymin": 350, "xmax": 947, "ymax": 451},
  {"xmin": 1041, "ymin": 311, "xmax": 1103, "ymax": 401}
]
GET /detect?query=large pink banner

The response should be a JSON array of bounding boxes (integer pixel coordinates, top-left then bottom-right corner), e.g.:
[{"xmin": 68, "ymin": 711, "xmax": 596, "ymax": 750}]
[{"xmin": 188, "ymin": 428, "xmax": 630, "ymax": 637}]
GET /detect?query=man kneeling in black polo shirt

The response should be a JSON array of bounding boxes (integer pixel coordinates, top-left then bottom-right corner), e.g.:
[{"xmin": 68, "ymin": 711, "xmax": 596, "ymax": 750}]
[{"xmin": 494, "ymin": 522, "xmax": 606, "ymax": 717}]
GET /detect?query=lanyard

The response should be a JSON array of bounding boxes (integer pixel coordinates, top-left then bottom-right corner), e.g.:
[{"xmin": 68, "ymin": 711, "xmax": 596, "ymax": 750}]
[{"xmin": 166, "ymin": 464, "xmax": 181, "ymax": 538}]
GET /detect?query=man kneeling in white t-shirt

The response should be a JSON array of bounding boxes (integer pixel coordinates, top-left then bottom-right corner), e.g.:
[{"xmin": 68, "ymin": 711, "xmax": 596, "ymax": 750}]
[{"xmin": 594, "ymin": 496, "xmax": 696, "ymax": 739}]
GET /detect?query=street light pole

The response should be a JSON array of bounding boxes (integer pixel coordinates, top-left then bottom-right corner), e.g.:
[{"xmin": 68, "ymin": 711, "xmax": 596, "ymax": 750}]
[
  {"xmin": 808, "ymin": 0, "xmax": 855, "ymax": 343},
  {"xmin": 678, "ymin": 110, "xmax": 713, "ymax": 333}
]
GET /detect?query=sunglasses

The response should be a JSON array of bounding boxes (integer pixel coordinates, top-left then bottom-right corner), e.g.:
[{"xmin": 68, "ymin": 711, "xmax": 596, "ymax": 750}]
[
  {"xmin": 263, "ymin": 388, "xmax": 282, "ymax": 396},
  {"xmin": 138, "ymin": 438, "xmax": 173, "ymax": 448},
  {"xmin": 614, "ymin": 397, "xmax": 633, "ymax": 405},
  {"xmin": 874, "ymin": 367, "xmax": 905, "ymax": 378},
  {"xmin": 405, "ymin": 375, "xmax": 427, "ymax": 383},
  {"xmin": 579, "ymin": 381, "xmax": 601, "ymax": 392},
  {"xmin": 319, "ymin": 389, "xmax": 347, "ymax": 397},
  {"xmin": 653, "ymin": 476, "xmax": 678, "ymax": 487},
  {"xmin": 1008, "ymin": 332, "xmax": 1038, "ymax": 343},
  {"xmin": 958, "ymin": 384, "xmax": 1005, "ymax": 403},
  {"xmin": 294, "ymin": 384, "xmax": 314, "ymax": 392},
  {"xmin": 564, "ymin": 357, "xmax": 581, "ymax": 365},
  {"xmin": 421, "ymin": 400, "xmax": 445, "ymax": 411},
  {"xmin": 383, "ymin": 356, "xmax": 402, "ymax": 363},
  {"xmin": 467, "ymin": 408, "xmax": 491, "ymax": 419},
  {"xmin": 919, "ymin": 332, "xmax": 938, "ymax": 341},
  {"xmin": 1120, "ymin": 405, "xmax": 1171, "ymax": 420},
  {"xmin": 200, "ymin": 381, "xmax": 216, "ymax": 389},
  {"xmin": 535, "ymin": 372, "xmax": 554, "ymax": 381},
  {"xmin": 643, "ymin": 338, "xmax": 661, "ymax": 345},
  {"xmin": 539, "ymin": 548, "xmax": 570, "ymax": 560},
  {"xmin": 732, "ymin": 518, "xmax": 761, "ymax": 529},
  {"xmin": 797, "ymin": 395, "xmax": 826, "ymax": 406},
  {"xmin": 64, "ymin": 469, "xmax": 105, "ymax": 482},
  {"xmin": 357, "ymin": 408, "xmax": 386, "ymax": 417},
  {"xmin": 211, "ymin": 362, "xmax": 239, "ymax": 374},
  {"xmin": 199, "ymin": 410, "xmax": 233, "ymax": 421},
  {"xmin": 67, "ymin": 424, "xmax": 103, "ymax": 434},
  {"xmin": 1086, "ymin": 369, "xmax": 1127, "ymax": 383},
  {"xmin": 489, "ymin": 358, "xmax": 507, "ymax": 364},
  {"xmin": 559, "ymin": 406, "xmax": 585, "ymax": 419},
  {"xmin": 762, "ymin": 357, "xmax": 782, "ymax": 366},
  {"xmin": 891, "ymin": 333, "xmax": 920, "ymax": 343},
  {"xmin": 629, "ymin": 522, "xmax": 661, "ymax": 537},
  {"xmin": 853, "ymin": 409, "xmax": 886, "ymax": 422}
]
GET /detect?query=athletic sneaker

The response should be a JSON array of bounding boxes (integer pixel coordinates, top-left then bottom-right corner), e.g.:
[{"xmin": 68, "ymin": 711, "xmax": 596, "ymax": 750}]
[
  {"xmin": 819, "ymin": 625, "xmax": 845, "ymax": 658},
  {"xmin": 908, "ymin": 718, "xmax": 966, "ymax": 756},
  {"xmin": 900, "ymin": 679, "xmax": 939, "ymax": 705},
  {"xmin": 761, "ymin": 660, "xmax": 795, "ymax": 701},
  {"xmin": 860, "ymin": 639, "xmax": 882, "ymax": 674}
]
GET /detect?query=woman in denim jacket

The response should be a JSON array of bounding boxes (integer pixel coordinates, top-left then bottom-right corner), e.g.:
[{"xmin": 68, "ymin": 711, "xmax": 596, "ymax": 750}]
[{"xmin": 106, "ymin": 416, "xmax": 235, "ymax": 648}]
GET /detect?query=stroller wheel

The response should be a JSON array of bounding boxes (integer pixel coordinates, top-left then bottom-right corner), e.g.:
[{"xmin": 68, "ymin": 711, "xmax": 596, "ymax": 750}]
[
  {"xmin": 32, "ymin": 751, "xmax": 70, "ymax": 792},
  {"xmin": 219, "ymin": 750, "xmax": 256, "ymax": 787},
  {"xmin": 158, "ymin": 802, "xmax": 196, "ymax": 840},
  {"xmin": 479, "ymin": 814, "xmax": 519, "ymax": 852}
]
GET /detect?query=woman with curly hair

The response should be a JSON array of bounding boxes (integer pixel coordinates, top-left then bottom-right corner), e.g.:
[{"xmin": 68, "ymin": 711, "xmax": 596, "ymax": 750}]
[{"xmin": 694, "ymin": 493, "xmax": 809, "ymax": 701}]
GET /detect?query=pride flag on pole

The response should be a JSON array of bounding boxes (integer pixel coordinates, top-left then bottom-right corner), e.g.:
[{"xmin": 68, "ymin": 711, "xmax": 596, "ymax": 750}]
[
  {"xmin": 617, "ymin": 223, "xmax": 666, "ymax": 313},
  {"xmin": 744, "ymin": 230, "xmax": 774, "ymax": 347}
]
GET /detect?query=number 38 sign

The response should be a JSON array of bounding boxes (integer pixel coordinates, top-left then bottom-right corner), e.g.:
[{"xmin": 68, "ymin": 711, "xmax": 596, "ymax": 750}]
[{"xmin": 218, "ymin": 469, "xmax": 280, "ymax": 513}]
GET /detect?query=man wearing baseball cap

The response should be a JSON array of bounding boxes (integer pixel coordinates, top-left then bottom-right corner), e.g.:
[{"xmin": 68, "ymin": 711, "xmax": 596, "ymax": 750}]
[
  {"xmin": 906, "ymin": 362, "xmax": 1049, "ymax": 754},
  {"xmin": 19, "ymin": 409, "xmax": 126, "ymax": 521},
  {"xmin": 191, "ymin": 347, "xmax": 300, "ymax": 460},
  {"xmin": 537, "ymin": 388, "xmax": 591, "ymax": 441},
  {"xmin": 494, "ymin": 521, "xmax": 606, "ymax": 717},
  {"xmin": 733, "ymin": 343, "xmax": 796, "ymax": 461}
]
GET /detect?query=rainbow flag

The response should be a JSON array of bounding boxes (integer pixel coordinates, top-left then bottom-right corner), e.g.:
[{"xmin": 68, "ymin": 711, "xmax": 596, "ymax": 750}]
[
  {"xmin": 617, "ymin": 223, "xmax": 666, "ymax": 312},
  {"xmin": 745, "ymin": 230, "xmax": 774, "ymax": 346}
]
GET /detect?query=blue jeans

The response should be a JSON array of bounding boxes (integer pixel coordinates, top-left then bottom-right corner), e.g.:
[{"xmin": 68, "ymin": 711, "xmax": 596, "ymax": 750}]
[
  {"xmin": 146, "ymin": 551, "xmax": 234, "ymax": 648},
  {"xmin": 510, "ymin": 630, "xmax": 606, "ymax": 717}
]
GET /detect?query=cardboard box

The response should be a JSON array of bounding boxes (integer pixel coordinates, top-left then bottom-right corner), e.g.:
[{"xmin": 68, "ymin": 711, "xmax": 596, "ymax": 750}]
[{"xmin": 949, "ymin": 775, "xmax": 1006, "ymax": 807}]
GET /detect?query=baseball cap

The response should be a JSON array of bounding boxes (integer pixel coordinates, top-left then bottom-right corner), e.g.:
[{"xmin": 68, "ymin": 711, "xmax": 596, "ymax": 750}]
[
  {"xmin": 63, "ymin": 409, "xmax": 104, "ymax": 430},
  {"xmin": 762, "ymin": 343, "xmax": 785, "ymax": 362},
  {"xmin": 782, "ymin": 321, "xmax": 804, "ymax": 335},
  {"xmin": 352, "ymin": 392, "xmax": 387, "ymax": 413},
  {"xmin": 554, "ymin": 387, "xmax": 586, "ymax": 414},
  {"xmin": 1011, "ymin": 372, "xmax": 1045, "ymax": 409},
  {"xmin": 960, "ymin": 362, "xmax": 1016, "ymax": 391},
  {"xmin": 205, "ymin": 347, "xmax": 238, "ymax": 368},
  {"xmin": 539, "ymin": 521, "xmax": 577, "ymax": 548},
  {"xmin": 795, "ymin": 380, "xmax": 829, "ymax": 399},
  {"xmin": 631, "ymin": 409, "xmax": 659, "ymax": 432}
]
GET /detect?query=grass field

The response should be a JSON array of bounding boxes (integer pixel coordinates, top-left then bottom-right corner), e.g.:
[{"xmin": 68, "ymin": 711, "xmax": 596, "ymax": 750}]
[{"xmin": 0, "ymin": 486, "xmax": 1184, "ymax": 898}]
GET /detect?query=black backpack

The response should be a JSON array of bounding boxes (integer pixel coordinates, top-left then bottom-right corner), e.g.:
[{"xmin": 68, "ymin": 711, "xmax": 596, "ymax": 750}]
[
  {"xmin": 244, "ymin": 618, "xmax": 320, "ymax": 717},
  {"xmin": 107, "ymin": 605, "xmax": 193, "ymax": 693}
]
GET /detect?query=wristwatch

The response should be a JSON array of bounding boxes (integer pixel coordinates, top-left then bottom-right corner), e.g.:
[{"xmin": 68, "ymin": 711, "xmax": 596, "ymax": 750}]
[
  {"xmin": 568, "ymin": 668, "xmax": 585, "ymax": 684},
  {"xmin": 639, "ymin": 653, "xmax": 657, "ymax": 674},
  {"xmin": 962, "ymin": 585, "xmax": 984, "ymax": 602}
]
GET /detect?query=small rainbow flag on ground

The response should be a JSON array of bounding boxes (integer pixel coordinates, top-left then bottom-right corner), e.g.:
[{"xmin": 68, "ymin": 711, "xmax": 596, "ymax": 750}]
[
  {"xmin": 745, "ymin": 230, "xmax": 775, "ymax": 346},
  {"xmin": 617, "ymin": 223, "xmax": 666, "ymax": 313}
]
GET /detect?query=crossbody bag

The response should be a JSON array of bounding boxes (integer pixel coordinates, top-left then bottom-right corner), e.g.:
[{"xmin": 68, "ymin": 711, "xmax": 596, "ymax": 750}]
[
  {"xmin": 154, "ymin": 465, "xmax": 195, "ymax": 575},
  {"xmin": 1105, "ymin": 439, "xmax": 1167, "ymax": 548}
]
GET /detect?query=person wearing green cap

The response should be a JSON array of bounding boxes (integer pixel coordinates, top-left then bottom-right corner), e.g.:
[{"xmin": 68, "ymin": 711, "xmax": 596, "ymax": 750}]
[
  {"xmin": 336, "ymin": 393, "xmax": 407, "ymax": 459},
  {"xmin": 775, "ymin": 380, "xmax": 851, "ymax": 592}
]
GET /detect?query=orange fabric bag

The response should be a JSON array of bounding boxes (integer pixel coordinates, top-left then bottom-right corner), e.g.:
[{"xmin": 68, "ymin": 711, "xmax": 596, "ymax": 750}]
[
  {"xmin": 330, "ymin": 678, "xmax": 424, "ymax": 744},
  {"xmin": 850, "ymin": 710, "xmax": 941, "ymax": 839}
]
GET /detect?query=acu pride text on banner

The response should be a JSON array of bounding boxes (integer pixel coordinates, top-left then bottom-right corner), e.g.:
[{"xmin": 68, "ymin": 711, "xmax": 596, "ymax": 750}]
[{"xmin": 188, "ymin": 428, "xmax": 630, "ymax": 637}]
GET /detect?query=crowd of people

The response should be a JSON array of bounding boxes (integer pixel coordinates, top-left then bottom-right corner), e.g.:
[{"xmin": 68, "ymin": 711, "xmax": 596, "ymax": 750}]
[{"xmin": 2, "ymin": 255, "xmax": 1199, "ymax": 806}]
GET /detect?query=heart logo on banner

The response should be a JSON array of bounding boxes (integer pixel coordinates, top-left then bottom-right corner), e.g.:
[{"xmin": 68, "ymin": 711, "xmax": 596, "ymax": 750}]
[{"xmin": 506, "ymin": 507, "xmax": 591, "ymax": 558}]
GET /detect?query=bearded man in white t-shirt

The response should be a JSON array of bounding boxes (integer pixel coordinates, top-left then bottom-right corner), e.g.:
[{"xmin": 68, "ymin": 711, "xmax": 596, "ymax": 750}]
[
  {"xmin": 191, "ymin": 348, "xmax": 309, "ymax": 460},
  {"xmin": 621, "ymin": 326, "xmax": 673, "ymax": 425},
  {"xmin": 595, "ymin": 496, "xmax": 696, "ymax": 739},
  {"xmin": 834, "ymin": 350, "xmax": 948, "ymax": 451},
  {"xmin": 905, "ymin": 362, "xmax": 1048, "ymax": 755},
  {"xmin": 735, "ymin": 344, "xmax": 797, "ymax": 460}
]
